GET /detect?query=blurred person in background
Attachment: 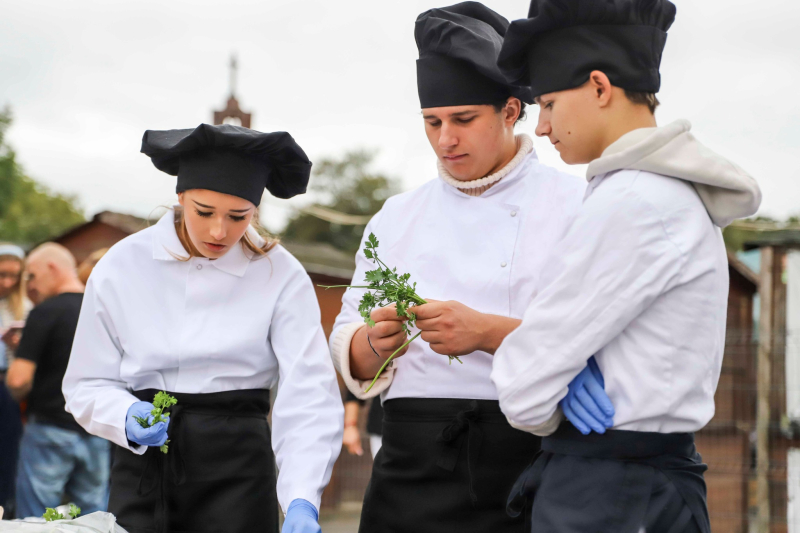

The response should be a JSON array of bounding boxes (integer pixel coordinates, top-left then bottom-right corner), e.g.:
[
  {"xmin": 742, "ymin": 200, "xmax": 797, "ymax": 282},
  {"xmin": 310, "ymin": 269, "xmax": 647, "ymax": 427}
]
[
  {"xmin": 77, "ymin": 248, "xmax": 109, "ymax": 285},
  {"xmin": 0, "ymin": 244, "xmax": 31, "ymax": 517},
  {"xmin": 6, "ymin": 243, "xmax": 110, "ymax": 518},
  {"xmin": 342, "ymin": 392, "xmax": 383, "ymax": 459}
]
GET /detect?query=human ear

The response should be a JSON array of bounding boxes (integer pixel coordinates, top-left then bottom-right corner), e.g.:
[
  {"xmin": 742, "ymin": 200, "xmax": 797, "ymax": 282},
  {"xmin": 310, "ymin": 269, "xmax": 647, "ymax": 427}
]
[
  {"xmin": 177, "ymin": 192, "xmax": 185, "ymax": 207},
  {"xmin": 504, "ymin": 97, "xmax": 522, "ymax": 126},
  {"xmin": 588, "ymin": 71, "xmax": 613, "ymax": 108}
]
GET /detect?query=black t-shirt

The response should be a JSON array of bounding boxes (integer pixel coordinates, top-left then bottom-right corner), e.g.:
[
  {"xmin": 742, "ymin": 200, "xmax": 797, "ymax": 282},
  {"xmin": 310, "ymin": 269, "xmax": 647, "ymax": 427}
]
[{"xmin": 16, "ymin": 292, "xmax": 85, "ymax": 433}]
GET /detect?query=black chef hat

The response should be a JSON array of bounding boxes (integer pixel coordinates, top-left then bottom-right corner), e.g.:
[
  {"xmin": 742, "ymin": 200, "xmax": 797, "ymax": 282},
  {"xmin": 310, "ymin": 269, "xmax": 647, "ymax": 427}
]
[
  {"xmin": 498, "ymin": 0, "xmax": 676, "ymax": 99},
  {"xmin": 416, "ymin": 2, "xmax": 534, "ymax": 108},
  {"xmin": 141, "ymin": 123, "xmax": 312, "ymax": 206}
]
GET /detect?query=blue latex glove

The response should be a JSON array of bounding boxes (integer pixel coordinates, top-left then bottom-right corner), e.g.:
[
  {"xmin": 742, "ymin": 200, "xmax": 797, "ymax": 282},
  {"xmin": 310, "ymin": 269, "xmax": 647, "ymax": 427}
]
[
  {"xmin": 125, "ymin": 402, "xmax": 170, "ymax": 447},
  {"xmin": 560, "ymin": 356, "xmax": 615, "ymax": 435},
  {"xmin": 282, "ymin": 499, "xmax": 320, "ymax": 533}
]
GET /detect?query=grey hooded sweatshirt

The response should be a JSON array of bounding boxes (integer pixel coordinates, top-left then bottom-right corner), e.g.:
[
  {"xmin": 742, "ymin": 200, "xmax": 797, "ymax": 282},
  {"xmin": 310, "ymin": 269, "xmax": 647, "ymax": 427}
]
[{"xmin": 493, "ymin": 120, "xmax": 762, "ymax": 437}]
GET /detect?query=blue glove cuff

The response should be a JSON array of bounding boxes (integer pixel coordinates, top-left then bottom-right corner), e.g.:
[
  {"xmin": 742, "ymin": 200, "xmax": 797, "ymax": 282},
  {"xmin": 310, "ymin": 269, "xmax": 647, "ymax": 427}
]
[{"xmin": 286, "ymin": 499, "xmax": 318, "ymax": 521}]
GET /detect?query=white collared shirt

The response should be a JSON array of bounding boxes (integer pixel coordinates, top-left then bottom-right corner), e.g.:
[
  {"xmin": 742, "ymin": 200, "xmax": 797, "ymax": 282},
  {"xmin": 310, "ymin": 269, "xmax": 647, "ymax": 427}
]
[
  {"xmin": 330, "ymin": 151, "xmax": 586, "ymax": 400},
  {"xmin": 492, "ymin": 169, "xmax": 729, "ymax": 434},
  {"xmin": 62, "ymin": 209, "xmax": 344, "ymax": 512}
]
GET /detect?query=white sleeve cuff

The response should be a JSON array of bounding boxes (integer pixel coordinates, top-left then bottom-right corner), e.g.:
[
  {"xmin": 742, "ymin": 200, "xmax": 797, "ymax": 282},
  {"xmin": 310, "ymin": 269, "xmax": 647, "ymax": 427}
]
[
  {"xmin": 330, "ymin": 321, "xmax": 394, "ymax": 400},
  {"xmin": 506, "ymin": 408, "xmax": 564, "ymax": 437}
]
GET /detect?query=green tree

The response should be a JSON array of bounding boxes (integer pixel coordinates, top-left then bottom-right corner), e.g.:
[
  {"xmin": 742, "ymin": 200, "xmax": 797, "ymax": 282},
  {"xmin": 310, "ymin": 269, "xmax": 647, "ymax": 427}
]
[
  {"xmin": 0, "ymin": 109, "xmax": 85, "ymax": 245},
  {"xmin": 282, "ymin": 150, "xmax": 400, "ymax": 254}
]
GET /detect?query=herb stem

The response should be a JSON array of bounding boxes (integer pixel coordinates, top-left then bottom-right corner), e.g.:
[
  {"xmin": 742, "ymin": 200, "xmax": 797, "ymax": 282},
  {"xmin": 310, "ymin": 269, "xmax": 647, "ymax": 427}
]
[
  {"xmin": 320, "ymin": 285, "xmax": 372, "ymax": 290},
  {"xmin": 364, "ymin": 332, "xmax": 422, "ymax": 393}
]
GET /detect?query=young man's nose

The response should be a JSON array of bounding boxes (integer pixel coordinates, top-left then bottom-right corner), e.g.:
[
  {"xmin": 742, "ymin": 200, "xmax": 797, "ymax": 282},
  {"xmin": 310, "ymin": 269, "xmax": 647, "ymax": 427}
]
[
  {"xmin": 535, "ymin": 116, "xmax": 551, "ymax": 137},
  {"xmin": 438, "ymin": 123, "xmax": 458, "ymax": 150}
]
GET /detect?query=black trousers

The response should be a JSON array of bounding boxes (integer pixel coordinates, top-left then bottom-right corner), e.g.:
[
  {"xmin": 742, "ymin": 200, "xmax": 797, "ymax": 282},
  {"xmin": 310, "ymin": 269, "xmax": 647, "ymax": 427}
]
[
  {"xmin": 0, "ymin": 380, "xmax": 22, "ymax": 513},
  {"xmin": 359, "ymin": 398, "xmax": 541, "ymax": 533},
  {"xmin": 109, "ymin": 389, "xmax": 278, "ymax": 533},
  {"xmin": 508, "ymin": 424, "xmax": 710, "ymax": 533}
]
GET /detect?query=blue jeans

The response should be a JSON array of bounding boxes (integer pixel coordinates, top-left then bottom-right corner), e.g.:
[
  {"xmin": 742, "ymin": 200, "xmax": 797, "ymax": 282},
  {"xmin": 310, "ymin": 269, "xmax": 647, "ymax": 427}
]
[{"xmin": 15, "ymin": 420, "xmax": 110, "ymax": 519}]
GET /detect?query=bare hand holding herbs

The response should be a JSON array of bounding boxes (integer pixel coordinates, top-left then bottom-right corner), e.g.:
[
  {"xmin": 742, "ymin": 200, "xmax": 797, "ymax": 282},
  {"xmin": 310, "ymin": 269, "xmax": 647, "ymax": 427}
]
[
  {"xmin": 322, "ymin": 233, "xmax": 461, "ymax": 392},
  {"xmin": 134, "ymin": 391, "xmax": 178, "ymax": 454}
]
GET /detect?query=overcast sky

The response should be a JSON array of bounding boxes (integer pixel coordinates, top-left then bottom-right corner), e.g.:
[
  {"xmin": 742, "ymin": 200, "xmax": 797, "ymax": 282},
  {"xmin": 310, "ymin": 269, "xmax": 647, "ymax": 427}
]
[{"xmin": 2, "ymin": 0, "xmax": 798, "ymax": 232}]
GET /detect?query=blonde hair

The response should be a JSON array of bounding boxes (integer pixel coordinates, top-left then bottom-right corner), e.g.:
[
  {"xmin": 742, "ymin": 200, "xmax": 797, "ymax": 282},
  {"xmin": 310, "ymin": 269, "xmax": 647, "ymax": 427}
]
[
  {"xmin": 172, "ymin": 206, "xmax": 278, "ymax": 261},
  {"xmin": 0, "ymin": 253, "xmax": 26, "ymax": 320}
]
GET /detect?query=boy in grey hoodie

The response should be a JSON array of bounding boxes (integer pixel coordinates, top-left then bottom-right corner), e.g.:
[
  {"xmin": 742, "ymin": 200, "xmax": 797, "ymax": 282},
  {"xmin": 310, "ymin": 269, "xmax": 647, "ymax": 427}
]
[{"xmin": 490, "ymin": 1, "xmax": 761, "ymax": 532}]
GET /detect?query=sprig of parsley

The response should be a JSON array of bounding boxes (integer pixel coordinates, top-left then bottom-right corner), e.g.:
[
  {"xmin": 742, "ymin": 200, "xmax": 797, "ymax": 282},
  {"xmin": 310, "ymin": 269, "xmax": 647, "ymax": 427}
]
[
  {"xmin": 42, "ymin": 504, "xmax": 80, "ymax": 521},
  {"xmin": 134, "ymin": 391, "xmax": 178, "ymax": 454},
  {"xmin": 42, "ymin": 508, "xmax": 64, "ymax": 521},
  {"xmin": 322, "ymin": 233, "xmax": 461, "ymax": 392}
]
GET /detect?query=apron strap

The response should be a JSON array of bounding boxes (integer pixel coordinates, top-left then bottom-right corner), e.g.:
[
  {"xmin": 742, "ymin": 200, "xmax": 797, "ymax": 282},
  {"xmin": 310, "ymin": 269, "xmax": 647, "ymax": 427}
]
[
  {"xmin": 435, "ymin": 400, "xmax": 483, "ymax": 505},
  {"xmin": 506, "ymin": 450, "xmax": 552, "ymax": 532}
]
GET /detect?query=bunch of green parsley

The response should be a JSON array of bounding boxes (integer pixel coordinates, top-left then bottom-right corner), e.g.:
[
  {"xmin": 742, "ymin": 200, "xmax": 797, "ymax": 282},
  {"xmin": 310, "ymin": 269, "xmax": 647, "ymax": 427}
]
[
  {"xmin": 133, "ymin": 391, "xmax": 178, "ymax": 453},
  {"xmin": 42, "ymin": 504, "xmax": 80, "ymax": 521},
  {"xmin": 324, "ymin": 233, "xmax": 461, "ymax": 392}
]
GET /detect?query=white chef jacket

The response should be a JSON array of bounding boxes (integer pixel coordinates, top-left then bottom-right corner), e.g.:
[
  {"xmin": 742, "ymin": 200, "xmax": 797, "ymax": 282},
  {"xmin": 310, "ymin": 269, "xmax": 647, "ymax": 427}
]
[
  {"xmin": 492, "ymin": 169, "xmax": 729, "ymax": 434},
  {"xmin": 330, "ymin": 151, "xmax": 586, "ymax": 400},
  {"xmin": 62, "ymin": 209, "xmax": 344, "ymax": 512}
]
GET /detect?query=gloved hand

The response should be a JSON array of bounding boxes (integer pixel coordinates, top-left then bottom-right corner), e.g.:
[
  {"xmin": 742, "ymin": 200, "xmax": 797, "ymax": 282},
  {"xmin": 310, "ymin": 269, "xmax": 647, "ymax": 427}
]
[
  {"xmin": 560, "ymin": 356, "xmax": 615, "ymax": 435},
  {"xmin": 125, "ymin": 402, "xmax": 170, "ymax": 447},
  {"xmin": 282, "ymin": 499, "xmax": 321, "ymax": 533}
]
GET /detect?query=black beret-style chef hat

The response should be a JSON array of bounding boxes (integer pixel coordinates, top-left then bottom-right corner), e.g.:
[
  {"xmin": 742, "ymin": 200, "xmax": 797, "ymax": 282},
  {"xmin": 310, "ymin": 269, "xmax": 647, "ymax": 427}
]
[
  {"xmin": 416, "ymin": 1, "xmax": 534, "ymax": 108},
  {"xmin": 141, "ymin": 123, "xmax": 312, "ymax": 206},
  {"xmin": 499, "ymin": 0, "xmax": 676, "ymax": 99}
]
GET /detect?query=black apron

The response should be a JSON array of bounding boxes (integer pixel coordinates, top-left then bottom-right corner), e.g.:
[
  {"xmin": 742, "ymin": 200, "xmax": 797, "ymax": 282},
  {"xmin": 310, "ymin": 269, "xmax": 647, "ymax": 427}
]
[
  {"xmin": 108, "ymin": 389, "xmax": 278, "ymax": 533},
  {"xmin": 359, "ymin": 398, "xmax": 541, "ymax": 533},
  {"xmin": 507, "ymin": 423, "xmax": 710, "ymax": 533}
]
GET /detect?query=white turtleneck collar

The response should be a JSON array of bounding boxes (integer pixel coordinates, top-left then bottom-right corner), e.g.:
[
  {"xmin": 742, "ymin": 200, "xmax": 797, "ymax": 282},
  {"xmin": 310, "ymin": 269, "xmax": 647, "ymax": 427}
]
[{"xmin": 437, "ymin": 134, "xmax": 534, "ymax": 197}]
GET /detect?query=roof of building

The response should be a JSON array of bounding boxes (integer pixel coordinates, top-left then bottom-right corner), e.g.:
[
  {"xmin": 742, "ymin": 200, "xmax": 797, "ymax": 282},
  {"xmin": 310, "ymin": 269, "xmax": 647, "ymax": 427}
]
[
  {"xmin": 280, "ymin": 241, "xmax": 355, "ymax": 280},
  {"xmin": 54, "ymin": 210, "xmax": 155, "ymax": 243},
  {"xmin": 743, "ymin": 229, "xmax": 800, "ymax": 250}
]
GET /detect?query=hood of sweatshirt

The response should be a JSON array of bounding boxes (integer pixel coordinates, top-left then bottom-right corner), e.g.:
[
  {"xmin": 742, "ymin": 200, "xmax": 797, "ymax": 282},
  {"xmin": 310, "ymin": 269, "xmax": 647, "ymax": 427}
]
[{"xmin": 586, "ymin": 119, "xmax": 762, "ymax": 227}]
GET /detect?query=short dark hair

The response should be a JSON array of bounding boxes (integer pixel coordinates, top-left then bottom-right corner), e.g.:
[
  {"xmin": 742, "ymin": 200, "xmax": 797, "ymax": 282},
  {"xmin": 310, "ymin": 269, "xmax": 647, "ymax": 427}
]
[
  {"xmin": 492, "ymin": 97, "xmax": 527, "ymax": 125},
  {"xmin": 624, "ymin": 90, "xmax": 659, "ymax": 114}
]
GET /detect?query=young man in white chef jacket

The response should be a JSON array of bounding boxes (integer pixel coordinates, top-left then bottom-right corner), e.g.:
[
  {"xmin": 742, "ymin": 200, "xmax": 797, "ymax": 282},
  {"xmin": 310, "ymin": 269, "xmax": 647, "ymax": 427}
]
[
  {"xmin": 328, "ymin": 3, "xmax": 613, "ymax": 532},
  {"xmin": 491, "ymin": 0, "xmax": 762, "ymax": 531}
]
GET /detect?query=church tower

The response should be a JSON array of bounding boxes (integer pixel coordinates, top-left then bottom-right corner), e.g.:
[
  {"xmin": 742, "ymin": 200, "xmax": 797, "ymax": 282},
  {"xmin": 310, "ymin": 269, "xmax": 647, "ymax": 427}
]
[{"xmin": 213, "ymin": 55, "xmax": 252, "ymax": 128}]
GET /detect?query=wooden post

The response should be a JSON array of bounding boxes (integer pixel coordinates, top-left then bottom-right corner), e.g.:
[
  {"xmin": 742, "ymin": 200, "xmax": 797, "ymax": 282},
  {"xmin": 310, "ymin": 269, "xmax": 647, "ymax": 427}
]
[{"xmin": 757, "ymin": 246, "xmax": 774, "ymax": 532}]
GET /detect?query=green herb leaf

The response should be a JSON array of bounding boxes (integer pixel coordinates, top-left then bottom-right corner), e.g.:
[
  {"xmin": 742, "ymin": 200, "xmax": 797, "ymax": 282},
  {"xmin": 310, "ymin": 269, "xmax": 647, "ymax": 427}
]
[
  {"xmin": 43, "ymin": 508, "xmax": 64, "ymax": 521},
  {"xmin": 365, "ymin": 269, "xmax": 384, "ymax": 284},
  {"xmin": 68, "ymin": 504, "xmax": 81, "ymax": 519}
]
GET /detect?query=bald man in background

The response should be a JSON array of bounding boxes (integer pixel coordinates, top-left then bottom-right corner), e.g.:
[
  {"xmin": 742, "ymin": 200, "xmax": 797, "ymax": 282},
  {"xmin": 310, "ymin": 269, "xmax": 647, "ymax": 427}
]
[{"xmin": 6, "ymin": 243, "xmax": 110, "ymax": 518}]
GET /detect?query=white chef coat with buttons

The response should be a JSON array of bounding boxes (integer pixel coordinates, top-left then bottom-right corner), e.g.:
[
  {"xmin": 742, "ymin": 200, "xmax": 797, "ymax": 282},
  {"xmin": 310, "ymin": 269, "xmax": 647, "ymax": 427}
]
[
  {"xmin": 62, "ymin": 209, "xmax": 344, "ymax": 513},
  {"xmin": 492, "ymin": 169, "xmax": 730, "ymax": 434},
  {"xmin": 330, "ymin": 151, "xmax": 586, "ymax": 401}
]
